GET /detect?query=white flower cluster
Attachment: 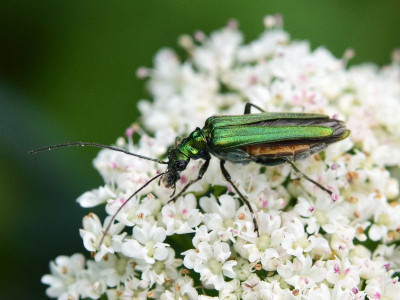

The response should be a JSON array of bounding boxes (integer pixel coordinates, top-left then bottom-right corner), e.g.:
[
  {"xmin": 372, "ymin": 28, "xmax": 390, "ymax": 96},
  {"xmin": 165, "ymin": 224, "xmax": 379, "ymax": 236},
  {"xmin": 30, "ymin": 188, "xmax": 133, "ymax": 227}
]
[{"xmin": 42, "ymin": 16, "xmax": 400, "ymax": 299}]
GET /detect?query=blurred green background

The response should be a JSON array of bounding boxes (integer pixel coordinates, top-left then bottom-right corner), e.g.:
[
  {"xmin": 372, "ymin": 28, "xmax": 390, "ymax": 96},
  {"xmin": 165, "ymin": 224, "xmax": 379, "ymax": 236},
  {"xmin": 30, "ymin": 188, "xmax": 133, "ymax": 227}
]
[{"xmin": 1, "ymin": 0, "xmax": 399, "ymax": 298}]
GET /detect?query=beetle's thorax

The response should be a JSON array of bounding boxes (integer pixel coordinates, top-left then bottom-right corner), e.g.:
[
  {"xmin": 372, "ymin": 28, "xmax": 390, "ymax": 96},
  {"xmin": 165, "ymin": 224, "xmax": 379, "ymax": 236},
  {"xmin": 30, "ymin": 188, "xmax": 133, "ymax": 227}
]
[
  {"xmin": 164, "ymin": 127, "xmax": 208, "ymax": 188},
  {"xmin": 176, "ymin": 127, "xmax": 208, "ymax": 160}
]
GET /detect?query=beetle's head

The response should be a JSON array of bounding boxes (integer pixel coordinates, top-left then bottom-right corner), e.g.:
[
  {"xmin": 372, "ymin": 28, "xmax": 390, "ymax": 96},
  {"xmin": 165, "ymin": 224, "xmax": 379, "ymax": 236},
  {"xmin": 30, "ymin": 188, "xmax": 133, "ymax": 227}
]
[{"xmin": 164, "ymin": 149, "xmax": 189, "ymax": 188}]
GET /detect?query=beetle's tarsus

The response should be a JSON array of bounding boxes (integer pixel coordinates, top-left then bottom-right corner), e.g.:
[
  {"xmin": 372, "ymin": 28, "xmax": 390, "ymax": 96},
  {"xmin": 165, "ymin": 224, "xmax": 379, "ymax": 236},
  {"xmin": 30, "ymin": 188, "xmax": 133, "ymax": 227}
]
[{"xmin": 244, "ymin": 102, "xmax": 265, "ymax": 114}]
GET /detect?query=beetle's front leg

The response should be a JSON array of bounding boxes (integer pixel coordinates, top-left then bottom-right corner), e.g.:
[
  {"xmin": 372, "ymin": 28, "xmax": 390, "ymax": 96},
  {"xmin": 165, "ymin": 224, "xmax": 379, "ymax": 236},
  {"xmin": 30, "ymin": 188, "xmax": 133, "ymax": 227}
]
[
  {"xmin": 168, "ymin": 153, "xmax": 211, "ymax": 203},
  {"xmin": 244, "ymin": 102, "xmax": 265, "ymax": 114},
  {"xmin": 220, "ymin": 160, "xmax": 259, "ymax": 236}
]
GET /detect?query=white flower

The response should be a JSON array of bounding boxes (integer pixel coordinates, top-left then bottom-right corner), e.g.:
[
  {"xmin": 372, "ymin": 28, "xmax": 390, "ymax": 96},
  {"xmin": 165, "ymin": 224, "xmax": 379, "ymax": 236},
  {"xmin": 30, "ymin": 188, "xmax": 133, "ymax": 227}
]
[
  {"xmin": 121, "ymin": 222, "xmax": 169, "ymax": 264},
  {"xmin": 79, "ymin": 213, "xmax": 124, "ymax": 261},
  {"xmin": 237, "ymin": 29, "xmax": 289, "ymax": 63},
  {"xmin": 218, "ymin": 278, "xmax": 241, "ymax": 299},
  {"xmin": 369, "ymin": 203, "xmax": 400, "ymax": 242},
  {"xmin": 121, "ymin": 276, "xmax": 149, "ymax": 299},
  {"xmin": 280, "ymin": 213, "xmax": 332, "ymax": 264},
  {"xmin": 77, "ymin": 185, "xmax": 116, "ymax": 208},
  {"xmin": 277, "ymin": 255, "xmax": 326, "ymax": 293},
  {"xmin": 242, "ymin": 213, "xmax": 282, "ymax": 267},
  {"xmin": 183, "ymin": 241, "xmax": 237, "ymax": 290},
  {"xmin": 41, "ymin": 254, "xmax": 85, "ymax": 300},
  {"xmin": 92, "ymin": 146, "xmax": 156, "ymax": 191},
  {"xmin": 138, "ymin": 248, "xmax": 182, "ymax": 287},
  {"xmin": 93, "ymin": 254, "xmax": 134, "ymax": 288},
  {"xmin": 365, "ymin": 270, "xmax": 400, "ymax": 300},
  {"xmin": 241, "ymin": 274, "xmax": 262, "ymax": 299},
  {"xmin": 330, "ymin": 283, "xmax": 366, "ymax": 300},
  {"xmin": 193, "ymin": 24, "xmax": 242, "ymax": 74},
  {"xmin": 242, "ymin": 274, "xmax": 295, "ymax": 300},
  {"xmin": 373, "ymin": 244, "xmax": 400, "ymax": 270},
  {"xmin": 295, "ymin": 193, "xmax": 349, "ymax": 234},
  {"xmin": 330, "ymin": 226, "xmax": 355, "ymax": 259},
  {"xmin": 192, "ymin": 224, "xmax": 220, "ymax": 248},
  {"xmin": 351, "ymin": 254, "xmax": 383, "ymax": 281},
  {"xmin": 161, "ymin": 193, "xmax": 201, "ymax": 235},
  {"xmin": 79, "ymin": 260, "xmax": 108, "ymax": 299},
  {"xmin": 160, "ymin": 275, "xmax": 198, "ymax": 300},
  {"xmin": 200, "ymin": 194, "xmax": 239, "ymax": 239},
  {"xmin": 105, "ymin": 191, "xmax": 160, "ymax": 227},
  {"xmin": 325, "ymin": 257, "xmax": 360, "ymax": 289}
]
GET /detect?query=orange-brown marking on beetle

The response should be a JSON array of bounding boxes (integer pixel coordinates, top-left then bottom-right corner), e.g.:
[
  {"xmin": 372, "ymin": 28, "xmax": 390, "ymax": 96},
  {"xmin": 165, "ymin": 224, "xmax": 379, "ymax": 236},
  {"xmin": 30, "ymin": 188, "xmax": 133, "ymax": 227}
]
[{"xmin": 243, "ymin": 144, "xmax": 312, "ymax": 157}]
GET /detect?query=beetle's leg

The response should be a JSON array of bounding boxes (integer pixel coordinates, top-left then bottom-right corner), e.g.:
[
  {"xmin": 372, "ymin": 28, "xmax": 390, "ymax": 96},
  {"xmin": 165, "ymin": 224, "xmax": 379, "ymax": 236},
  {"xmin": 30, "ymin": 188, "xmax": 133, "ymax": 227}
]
[
  {"xmin": 220, "ymin": 160, "xmax": 259, "ymax": 236},
  {"xmin": 283, "ymin": 158, "xmax": 332, "ymax": 195},
  {"xmin": 168, "ymin": 153, "xmax": 211, "ymax": 203},
  {"xmin": 244, "ymin": 102, "xmax": 265, "ymax": 114},
  {"xmin": 170, "ymin": 184, "xmax": 177, "ymax": 198}
]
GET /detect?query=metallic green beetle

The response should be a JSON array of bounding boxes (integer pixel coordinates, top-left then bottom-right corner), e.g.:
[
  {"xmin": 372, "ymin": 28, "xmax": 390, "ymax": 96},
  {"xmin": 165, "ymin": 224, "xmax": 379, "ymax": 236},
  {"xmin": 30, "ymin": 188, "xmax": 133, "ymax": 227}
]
[
  {"xmin": 163, "ymin": 103, "xmax": 349, "ymax": 233},
  {"xmin": 31, "ymin": 103, "xmax": 350, "ymax": 237}
]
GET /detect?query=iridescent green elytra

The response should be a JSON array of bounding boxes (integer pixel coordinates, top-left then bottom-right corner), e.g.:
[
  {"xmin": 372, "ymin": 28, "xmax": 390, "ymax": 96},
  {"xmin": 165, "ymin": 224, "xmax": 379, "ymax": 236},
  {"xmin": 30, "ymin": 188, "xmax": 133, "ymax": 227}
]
[{"xmin": 30, "ymin": 103, "xmax": 350, "ymax": 237}]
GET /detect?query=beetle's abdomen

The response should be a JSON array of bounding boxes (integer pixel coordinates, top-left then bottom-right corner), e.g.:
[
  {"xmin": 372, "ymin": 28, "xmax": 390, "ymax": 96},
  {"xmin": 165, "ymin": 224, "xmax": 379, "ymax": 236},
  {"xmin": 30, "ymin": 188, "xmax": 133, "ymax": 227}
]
[
  {"xmin": 245, "ymin": 143, "xmax": 311, "ymax": 157},
  {"xmin": 243, "ymin": 142, "xmax": 327, "ymax": 161}
]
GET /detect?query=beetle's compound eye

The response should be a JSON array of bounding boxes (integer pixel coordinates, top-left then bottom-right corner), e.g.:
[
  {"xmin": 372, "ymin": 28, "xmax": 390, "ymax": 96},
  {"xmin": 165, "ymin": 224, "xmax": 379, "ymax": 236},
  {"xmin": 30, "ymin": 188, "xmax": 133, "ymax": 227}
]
[{"xmin": 176, "ymin": 160, "xmax": 187, "ymax": 171}]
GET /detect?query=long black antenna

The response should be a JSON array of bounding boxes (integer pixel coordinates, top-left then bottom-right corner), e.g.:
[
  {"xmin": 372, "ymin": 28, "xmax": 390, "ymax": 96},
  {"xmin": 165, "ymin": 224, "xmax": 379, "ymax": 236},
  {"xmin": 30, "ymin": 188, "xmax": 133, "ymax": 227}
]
[
  {"xmin": 29, "ymin": 142, "xmax": 168, "ymax": 164},
  {"xmin": 98, "ymin": 170, "xmax": 169, "ymax": 248}
]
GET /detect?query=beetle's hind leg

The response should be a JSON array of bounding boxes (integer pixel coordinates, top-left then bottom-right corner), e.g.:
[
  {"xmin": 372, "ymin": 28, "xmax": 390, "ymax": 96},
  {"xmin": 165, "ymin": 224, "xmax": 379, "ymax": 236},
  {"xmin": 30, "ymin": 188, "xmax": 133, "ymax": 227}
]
[
  {"xmin": 244, "ymin": 102, "xmax": 265, "ymax": 114},
  {"xmin": 283, "ymin": 158, "xmax": 332, "ymax": 196},
  {"xmin": 220, "ymin": 160, "xmax": 259, "ymax": 236}
]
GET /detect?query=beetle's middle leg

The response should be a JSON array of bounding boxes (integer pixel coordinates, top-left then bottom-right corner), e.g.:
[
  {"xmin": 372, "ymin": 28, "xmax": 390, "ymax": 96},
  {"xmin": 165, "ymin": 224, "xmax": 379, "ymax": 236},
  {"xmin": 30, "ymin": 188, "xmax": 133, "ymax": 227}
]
[
  {"xmin": 244, "ymin": 102, "xmax": 265, "ymax": 114},
  {"xmin": 220, "ymin": 160, "xmax": 259, "ymax": 236},
  {"xmin": 168, "ymin": 153, "xmax": 211, "ymax": 203},
  {"xmin": 283, "ymin": 158, "xmax": 332, "ymax": 195}
]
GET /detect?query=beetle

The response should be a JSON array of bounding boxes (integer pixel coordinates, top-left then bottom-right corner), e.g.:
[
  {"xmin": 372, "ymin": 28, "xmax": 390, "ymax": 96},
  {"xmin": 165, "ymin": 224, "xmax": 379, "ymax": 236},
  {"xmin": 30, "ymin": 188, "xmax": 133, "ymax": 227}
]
[{"xmin": 31, "ymin": 103, "xmax": 350, "ymax": 241}]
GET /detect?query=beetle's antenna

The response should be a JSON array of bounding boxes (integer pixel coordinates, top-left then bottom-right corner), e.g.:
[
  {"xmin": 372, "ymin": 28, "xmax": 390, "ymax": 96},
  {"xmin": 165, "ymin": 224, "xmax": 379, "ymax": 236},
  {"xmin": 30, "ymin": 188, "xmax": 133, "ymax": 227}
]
[
  {"xmin": 29, "ymin": 142, "xmax": 168, "ymax": 164},
  {"xmin": 98, "ymin": 170, "xmax": 170, "ymax": 249}
]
